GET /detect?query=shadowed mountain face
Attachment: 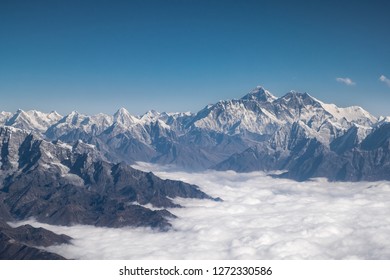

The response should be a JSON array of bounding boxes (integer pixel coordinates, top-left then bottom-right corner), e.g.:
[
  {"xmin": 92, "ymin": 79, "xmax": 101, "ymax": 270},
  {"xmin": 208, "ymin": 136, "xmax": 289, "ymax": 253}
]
[
  {"xmin": 0, "ymin": 128, "xmax": 216, "ymax": 232},
  {"xmin": 214, "ymin": 120, "xmax": 390, "ymax": 182},
  {"xmin": 0, "ymin": 218, "xmax": 70, "ymax": 260}
]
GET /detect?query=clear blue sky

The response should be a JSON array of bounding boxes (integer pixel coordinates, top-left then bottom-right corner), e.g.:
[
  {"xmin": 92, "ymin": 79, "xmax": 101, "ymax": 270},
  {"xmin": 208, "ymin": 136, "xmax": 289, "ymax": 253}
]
[{"xmin": 1, "ymin": 0, "xmax": 390, "ymax": 116}]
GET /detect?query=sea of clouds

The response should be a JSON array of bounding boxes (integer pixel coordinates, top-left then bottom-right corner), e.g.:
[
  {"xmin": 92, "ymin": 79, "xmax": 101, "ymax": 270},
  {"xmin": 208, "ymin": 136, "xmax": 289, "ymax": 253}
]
[{"xmin": 12, "ymin": 163, "xmax": 390, "ymax": 259}]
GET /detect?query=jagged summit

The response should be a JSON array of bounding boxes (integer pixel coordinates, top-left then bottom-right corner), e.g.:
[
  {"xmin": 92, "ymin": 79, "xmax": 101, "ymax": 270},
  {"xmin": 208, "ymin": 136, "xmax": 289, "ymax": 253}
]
[
  {"xmin": 140, "ymin": 110, "xmax": 160, "ymax": 121},
  {"xmin": 68, "ymin": 110, "xmax": 80, "ymax": 115},
  {"xmin": 115, "ymin": 107, "xmax": 130, "ymax": 115},
  {"xmin": 378, "ymin": 116, "xmax": 390, "ymax": 125},
  {"xmin": 113, "ymin": 107, "xmax": 138, "ymax": 126},
  {"xmin": 241, "ymin": 86, "xmax": 277, "ymax": 103},
  {"xmin": 47, "ymin": 110, "xmax": 62, "ymax": 119},
  {"xmin": 3, "ymin": 109, "xmax": 63, "ymax": 132},
  {"xmin": 279, "ymin": 91, "xmax": 318, "ymax": 103}
]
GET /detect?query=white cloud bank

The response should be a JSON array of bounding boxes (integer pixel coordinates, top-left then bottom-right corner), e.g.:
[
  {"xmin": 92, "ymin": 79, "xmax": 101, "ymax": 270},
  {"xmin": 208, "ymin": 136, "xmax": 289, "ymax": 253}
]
[
  {"xmin": 11, "ymin": 163, "xmax": 390, "ymax": 259},
  {"xmin": 336, "ymin": 77, "xmax": 356, "ymax": 86},
  {"xmin": 379, "ymin": 75, "xmax": 390, "ymax": 87}
]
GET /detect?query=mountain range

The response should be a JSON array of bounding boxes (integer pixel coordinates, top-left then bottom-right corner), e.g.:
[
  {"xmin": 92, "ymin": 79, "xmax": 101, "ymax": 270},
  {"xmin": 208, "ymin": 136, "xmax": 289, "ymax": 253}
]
[
  {"xmin": 1, "ymin": 85, "xmax": 390, "ymax": 259},
  {"xmin": 1, "ymin": 86, "xmax": 389, "ymax": 181}
]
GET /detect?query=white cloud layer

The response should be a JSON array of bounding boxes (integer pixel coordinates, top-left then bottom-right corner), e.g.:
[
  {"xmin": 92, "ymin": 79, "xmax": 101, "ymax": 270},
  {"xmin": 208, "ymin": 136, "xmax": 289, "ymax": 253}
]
[
  {"xmin": 379, "ymin": 75, "xmax": 390, "ymax": 87},
  {"xmin": 11, "ymin": 163, "xmax": 390, "ymax": 260},
  {"xmin": 336, "ymin": 77, "xmax": 356, "ymax": 86}
]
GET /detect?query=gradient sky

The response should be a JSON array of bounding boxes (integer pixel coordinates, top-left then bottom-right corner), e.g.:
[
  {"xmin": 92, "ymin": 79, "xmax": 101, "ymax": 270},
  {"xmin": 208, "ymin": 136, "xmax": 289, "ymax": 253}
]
[{"xmin": 1, "ymin": 0, "xmax": 390, "ymax": 116}]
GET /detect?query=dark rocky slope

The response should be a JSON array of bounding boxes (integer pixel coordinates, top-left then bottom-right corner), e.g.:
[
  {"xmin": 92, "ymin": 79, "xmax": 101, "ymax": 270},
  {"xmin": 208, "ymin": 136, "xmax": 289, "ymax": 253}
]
[
  {"xmin": 0, "ymin": 127, "xmax": 216, "ymax": 230},
  {"xmin": 215, "ymin": 122, "xmax": 390, "ymax": 181},
  {"xmin": 0, "ymin": 218, "xmax": 70, "ymax": 260}
]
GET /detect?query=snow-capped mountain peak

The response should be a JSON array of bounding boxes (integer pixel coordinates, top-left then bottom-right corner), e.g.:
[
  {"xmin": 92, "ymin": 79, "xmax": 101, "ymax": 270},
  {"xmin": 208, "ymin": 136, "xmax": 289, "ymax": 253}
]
[
  {"xmin": 318, "ymin": 101, "xmax": 377, "ymax": 126},
  {"xmin": 48, "ymin": 110, "xmax": 62, "ymax": 120},
  {"xmin": 278, "ymin": 91, "xmax": 320, "ymax": 107},
  {"xmin": 113, "ymin": 108, "xmax": 139, "ymax": 126},
  {"xmin": 0, "ymin": 111, "xmax": 12, "ymax": 124},
  {"xmin": 4, "ymin": 109, "xmax": 63, "ymax": 132},
  {"xmin": 241, "ymin": 86, "xmax": 277, "ymax": 103},
  {"xmin": 378, "ymin": 116, "xmax": 390, "ymax": 125},
  {"xmin": 139, "ymin": 110, "xmax": 161, "ymax": 123},
  {"xmin": 62, "ymin": 111, "xmax": 86, "ymax": 125}
]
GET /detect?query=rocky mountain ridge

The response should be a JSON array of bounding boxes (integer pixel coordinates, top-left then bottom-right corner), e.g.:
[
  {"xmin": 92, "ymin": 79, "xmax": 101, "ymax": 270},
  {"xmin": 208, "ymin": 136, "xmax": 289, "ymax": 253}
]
[
  {"xmin": 0, "ymin": 126, "xmax": 218, "ymax": 259},
  {"xmin": 0, "ymin": 218, "xmax": 70, "ymax": 260}
]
